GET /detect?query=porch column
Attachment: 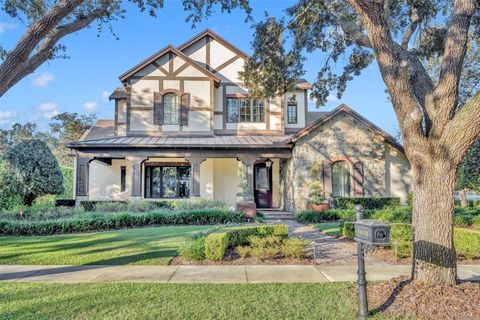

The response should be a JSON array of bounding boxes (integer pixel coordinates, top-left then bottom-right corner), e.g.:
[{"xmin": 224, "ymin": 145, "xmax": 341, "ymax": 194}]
[
  {"xmin": 186, "ymin": 157, "xmax": 207, "ymax": 197},
  {"xmin": 238, "ymin": 156, "xmax": 257, "ymax": 200},
  {"xmin": 127, "ymin": 156, "xmax": 147, "ymax": 198},
  {"xmin": 76, "ymin": 157, "xmax": 91, "ymax": 197}
]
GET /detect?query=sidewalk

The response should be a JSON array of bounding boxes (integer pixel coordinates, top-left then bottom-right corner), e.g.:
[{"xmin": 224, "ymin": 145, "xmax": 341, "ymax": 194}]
[{"xmin": 1, "ymin": 264, "xmax": 479, "ymax": 283}]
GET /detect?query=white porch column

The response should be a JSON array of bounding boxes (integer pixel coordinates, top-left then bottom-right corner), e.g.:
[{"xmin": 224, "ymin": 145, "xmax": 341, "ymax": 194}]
[
  {"xmin": 126, "ymin": 156, "xmax": 147, "ymax": 198},
  {"xmin": 238, "ymin": 156, "xmax": 257, "ymax": 200},
  {"xmin": 186, "ymin": 157, "xmax": 207, "ymax": 197}
]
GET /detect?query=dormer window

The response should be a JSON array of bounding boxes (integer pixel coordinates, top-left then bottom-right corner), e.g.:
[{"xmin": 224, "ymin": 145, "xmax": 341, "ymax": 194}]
[
  {"xmin": 163, "ymin": 93, "xmax": 180, "ymax": 125},
  {"xmin": 227, "ymin": 97, "xmax": 265, "ymax": 123}
]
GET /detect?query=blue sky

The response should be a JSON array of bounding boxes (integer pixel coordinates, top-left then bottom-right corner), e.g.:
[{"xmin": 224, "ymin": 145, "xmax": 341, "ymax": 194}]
[{"xmin": 0, "ymin": 0, "xmax": 398, "ymax": 135}]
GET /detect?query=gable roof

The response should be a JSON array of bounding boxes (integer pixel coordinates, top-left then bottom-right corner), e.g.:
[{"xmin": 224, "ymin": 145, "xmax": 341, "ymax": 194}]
[
  {"xmin": 109, "ymin": 87, "xmax": 127, "ymax": 100},
  {"xmin": 79, "ymin": 120, "xmax": 115, "ymax": 141},
  {"xmin": 118, "ymin": 45, "xmax": 221, "ymax": 83},
  {"xmin": 178, "ymin": 29, "xmax": 249, "ymax": 59},
  {"xmin": 286, "ymin": 104, "xmax": 404, "ymax": 152}
]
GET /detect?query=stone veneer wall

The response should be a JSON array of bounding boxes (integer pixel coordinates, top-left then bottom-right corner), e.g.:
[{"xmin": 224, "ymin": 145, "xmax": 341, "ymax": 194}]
[{"xmin": 282, "ymin": 112, "xmax": 387, "ymax": 213}]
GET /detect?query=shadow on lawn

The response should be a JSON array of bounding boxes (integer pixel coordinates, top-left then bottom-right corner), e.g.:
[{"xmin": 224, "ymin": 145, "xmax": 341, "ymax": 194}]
[{"xmin": 0, "ymin": 249, "xmax": 177, "ymax": 281}]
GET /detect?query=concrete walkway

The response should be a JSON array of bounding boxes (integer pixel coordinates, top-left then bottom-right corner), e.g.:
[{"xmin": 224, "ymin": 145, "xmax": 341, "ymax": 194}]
[
  {"xmin": 266, "ymin": 219, "xmax": 383, "ymax": 265},
  {"xmin": 1, "ymin": 264, "xmax": 479, "ymax": 283}
]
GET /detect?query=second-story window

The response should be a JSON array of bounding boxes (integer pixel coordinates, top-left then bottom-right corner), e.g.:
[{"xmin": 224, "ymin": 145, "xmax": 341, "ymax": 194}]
[
  {"xmin": 163, "ymin": 93, "xmax": 179, "ymax": 125},
  {"xmin": 287, "ymin": 102, "xmax": 298, "ymax": 124},
  {"xmin": 227, "ymin": 97, "xmax": 265, "ymax": 123}
]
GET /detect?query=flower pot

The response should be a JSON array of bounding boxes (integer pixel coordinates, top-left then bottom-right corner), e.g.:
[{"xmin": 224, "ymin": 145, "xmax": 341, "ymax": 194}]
[
  {"xmin": 237, "ymin": 202, "xmax": 257, "ymax": 218},
  {"xmin": 309, "ymin": 203, "xmax": 330, "ymax": 213}
]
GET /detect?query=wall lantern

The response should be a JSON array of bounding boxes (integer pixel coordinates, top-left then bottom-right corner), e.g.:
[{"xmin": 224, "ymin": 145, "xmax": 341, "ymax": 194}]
[
  {"xmin": 264, "ymin": 158, "xmax": 273, "ymax": 169},
  {"xmin": 354, "ymin": 205, "xmax": 391, "ymax": 319}
]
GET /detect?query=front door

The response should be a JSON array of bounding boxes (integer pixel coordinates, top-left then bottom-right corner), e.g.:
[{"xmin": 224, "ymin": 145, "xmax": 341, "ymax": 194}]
[{"xmin": 254, "ymin": 163, "xmax": 272, "ymax": 208}]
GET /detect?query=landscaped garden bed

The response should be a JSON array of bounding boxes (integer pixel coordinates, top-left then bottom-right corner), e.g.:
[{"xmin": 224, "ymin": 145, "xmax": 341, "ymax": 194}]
[
  {"xmin": 176, "ymin": 224, "xmax": 314, "ymax": 265},
  {"xmin": 0, "ymin": 199, "xmax": 253, "ymax": 236}
]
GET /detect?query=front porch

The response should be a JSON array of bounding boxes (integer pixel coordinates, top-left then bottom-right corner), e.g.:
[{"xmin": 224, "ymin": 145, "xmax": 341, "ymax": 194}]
[{"xmin": 75, "ymin": 152, "xmax": 287, "ymax": 209}]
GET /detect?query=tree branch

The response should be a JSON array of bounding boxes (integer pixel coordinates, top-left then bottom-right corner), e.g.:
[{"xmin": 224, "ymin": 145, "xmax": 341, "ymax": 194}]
[
  {"xmin": 4, "ymin": 9, "xmax": 107, "ymax": 93},
  {"xmin": 401, "ymin": 7, "xmax": 420, "ymax": 49},
  {"xmin": 0, "ymin": 0, "xmax": 85, "ymax": 96},
  {"xmin": 440, "ymin": 90, "xmax": 480, "ymax": 165},
  {"xmin": 432, "ymin": 0, "xmax": 477, "ymax": 136}
]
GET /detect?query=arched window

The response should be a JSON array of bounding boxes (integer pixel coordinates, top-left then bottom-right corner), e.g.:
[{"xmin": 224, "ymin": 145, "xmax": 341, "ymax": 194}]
[
  {"xmin": 163, "ymin": 93, "xmax": 179, "ymax": 125},
  {"xmin": 332, "ymin": 161, "xmax": 350, "ymax": 197}
]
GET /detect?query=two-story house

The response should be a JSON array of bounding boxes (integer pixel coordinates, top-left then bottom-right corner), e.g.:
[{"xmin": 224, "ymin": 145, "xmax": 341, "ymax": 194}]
[{"xmin": 68, "ymin": 29, "xmax": 412, "ymax": 212}]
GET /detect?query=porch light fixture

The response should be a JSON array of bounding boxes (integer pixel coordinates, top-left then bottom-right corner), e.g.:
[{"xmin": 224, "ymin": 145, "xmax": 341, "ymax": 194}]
[{"xmin": 264, "ymin": 158, "xmax": 272, "ymax": 169}]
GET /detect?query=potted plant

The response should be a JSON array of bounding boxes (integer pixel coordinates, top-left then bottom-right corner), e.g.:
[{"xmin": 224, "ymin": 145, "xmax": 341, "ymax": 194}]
[
  {"xmin": 307, "ymin": 181, "xmax": 330, "ymax": 212},
  {"xmin": 236, "ymin": 164, "xmax": 256, "ymax": 219}
]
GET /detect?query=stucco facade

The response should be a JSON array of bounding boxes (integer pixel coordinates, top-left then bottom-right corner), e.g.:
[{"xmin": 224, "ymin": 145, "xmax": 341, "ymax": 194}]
[{"xmin": 69, "ymin": 29, "xmax": 412, "ymax": 213}]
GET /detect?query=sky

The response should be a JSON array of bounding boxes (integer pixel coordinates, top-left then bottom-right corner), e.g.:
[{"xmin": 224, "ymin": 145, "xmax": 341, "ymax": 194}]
[{"xmin": 0, "ymin": 0, "xmax": 398, "ymax": 135}]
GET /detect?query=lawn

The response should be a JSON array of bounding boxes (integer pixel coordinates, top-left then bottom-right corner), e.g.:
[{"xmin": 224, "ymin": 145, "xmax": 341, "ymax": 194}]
[
  {"xmin": 312, "ymin": 222, "xmax": 341, "ymax": 237},
  {"xmin": 0, "ymin": 226, "xmax": 212, "ymax": 265},
  {"xmin": 0, "ymin": 282, "xmax": 396, "ymax": 320}
]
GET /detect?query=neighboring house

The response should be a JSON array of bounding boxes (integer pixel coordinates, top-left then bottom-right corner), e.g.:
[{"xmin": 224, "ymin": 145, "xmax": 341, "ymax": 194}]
[{"xmin": 67, "ymin": 29, "xmax": 412, "ymax": 212}]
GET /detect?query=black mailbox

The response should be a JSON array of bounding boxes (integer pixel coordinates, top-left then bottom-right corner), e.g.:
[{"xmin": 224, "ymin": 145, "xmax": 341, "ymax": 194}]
[{"xmin": 354, "ymin": 219, "xmax": 390, "ymax": 246}]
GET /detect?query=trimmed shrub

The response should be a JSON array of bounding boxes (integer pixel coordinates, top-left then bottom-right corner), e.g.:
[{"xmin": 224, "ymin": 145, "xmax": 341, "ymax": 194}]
[
  {"xmin": 180, "ymin": 237, "xmax": 206, "ymax": 261},
  {"xmin": 0, "ymin": 209, "xmax": 246, "ymax": 236},
  {"xmin": 341, "ymin": 222, "xmax": 355, "ymax": 240},
  {"xmin": 297, "ymin": 209, "xmax": 356, "ymax": 223},
  {"xmin": 390, "ymin": 223, "xmax": 413, "ymax": 259},
  {"xmin": 333, "ymin": 197, "xmax": 401, "ymax": 210},
  {"xmin": 369, "ymin": 206, "xmax": 412, "ymax": 223},
  {"xmin": 235, "ymin": 246, "xmax": 250, "ymax": 258},
  {"xmin": 281, "ymin": 237, "xmax": 310, "ymax": 259},
  {"xmin": 224, "ymin": 224, "xmax": 288, "ymax": 247},
  {"xmin": 205, "ymin": 232, "xmax": 229, "ymax": 261},
  {"xmin": 455, "ymin": 229, "xmax": 480, "ymax": 259},
  {"xmin": 454, "ymin": 214, "xmax": 474, "ymax": 227},
  {"xmin": 248, "ymin": 235, "xmax": 282, "ymax": 259}
]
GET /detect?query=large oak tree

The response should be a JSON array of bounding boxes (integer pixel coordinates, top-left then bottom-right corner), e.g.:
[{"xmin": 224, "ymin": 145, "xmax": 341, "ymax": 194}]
[
  {"xmin": 0, "ymin": 0, "xmax": 251, "ymax": 97},
  {"xmin": 240, "ymin": 0, "xmax": 480, "ymax": 285}
]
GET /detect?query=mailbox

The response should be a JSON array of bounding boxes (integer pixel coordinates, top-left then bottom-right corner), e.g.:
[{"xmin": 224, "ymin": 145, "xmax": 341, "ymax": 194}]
[{"xmin": 354, "ymin": 219, "xmax": 390, "ymax": 246}]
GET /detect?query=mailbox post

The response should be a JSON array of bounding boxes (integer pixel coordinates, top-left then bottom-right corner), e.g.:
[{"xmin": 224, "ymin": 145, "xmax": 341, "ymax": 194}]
[{"xmin": 353, "ymin": 205, "xmax": 391, "ymax": 319}]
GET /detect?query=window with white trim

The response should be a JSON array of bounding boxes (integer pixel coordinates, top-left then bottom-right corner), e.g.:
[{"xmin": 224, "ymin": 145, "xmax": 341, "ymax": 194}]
[{"xmin": 226, "ymin": 97, "xmax": 265, "ymax": 123}]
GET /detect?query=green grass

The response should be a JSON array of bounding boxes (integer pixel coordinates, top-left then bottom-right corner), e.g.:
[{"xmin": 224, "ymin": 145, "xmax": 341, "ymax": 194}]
[
  {"xmin": 0, "ymin": 226, "xmax": 212, "ymax": 265},
  {"xmin": 0, "ymin": 282, "xmax": 390, "ymax": 320},
  {"xmin": 312, "ymin": 222, "xmax": 341, "ymax": 236}
]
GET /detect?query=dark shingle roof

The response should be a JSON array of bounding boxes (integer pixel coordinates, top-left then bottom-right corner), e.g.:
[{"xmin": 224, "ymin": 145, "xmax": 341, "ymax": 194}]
[
  {"xmin": 79, "ymin": 120, "xmax": 115, "ymax": 141},
  {"xmin": 307, "ymin": 111, "xmax": 329, "ymax": 124},
  {"xmin": 109, "ymin": 87, "xmax": 127, "ymax": 100}
]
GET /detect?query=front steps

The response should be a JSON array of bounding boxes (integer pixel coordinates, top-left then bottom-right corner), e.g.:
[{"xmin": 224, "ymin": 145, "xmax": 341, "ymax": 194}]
[{"xmin": 258, "ymin": 209, "xmax": 295, "ymax": 220}]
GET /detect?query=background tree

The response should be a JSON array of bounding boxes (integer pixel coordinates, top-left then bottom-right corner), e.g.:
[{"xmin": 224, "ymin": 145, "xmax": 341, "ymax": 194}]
[
  {"xmin": 49, "ymin": 112, "xmax": 96, "ymax": 166},
  {"xmin": 456, "ymin": 139, "xmax": 480, "ymax": 207},
  {"xmin": 0, "ymin": 139, "xmax": 64, "ymax": 206},
  {"xmin": 240, "ymin": 0, "xmax": 480, "ymax": 285},
  {"xmin": 0, "ymin": 122, "xmax": 39, "ymax": 152},
  {"xmin": 0, "ymin": 0, "xmax": 251, "ymax": 97}
]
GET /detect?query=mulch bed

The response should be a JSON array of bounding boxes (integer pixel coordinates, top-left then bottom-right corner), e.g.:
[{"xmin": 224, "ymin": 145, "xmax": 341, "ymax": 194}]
[
  {"xmin": 366, "ymin": 276, "xmax": 480, "ymax": 319},
  {"xmin": 171, "ymin": 248, "xmax": 314, "ymax": 265}
]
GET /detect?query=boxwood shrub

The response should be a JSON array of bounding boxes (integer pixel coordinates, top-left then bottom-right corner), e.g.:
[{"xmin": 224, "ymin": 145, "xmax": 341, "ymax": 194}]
[
  {"xmin": 390, "ymin": 223, "xmax": 413, "ymax": 259},
  {"xmin": 224, "ymin": 224, "xmax": 289, "ymax": 247},
  {"xmin": 455, "ymin": 229, "xmax": 480, "ymax": 259},
  {"xmin": 0, "ymin": 209, "xmax": 246, "ymax": 236},
  {"xmin": 341, "ymin": 221, "xmax": 355, "ymax": 240},
  {"xmin": 205, "ymin": 232, "xmax": 229, "ymax": 261},
  {"xmin": 180, "ymin": 237, "xmax": 206, "ymax": 260},
  {"xmin": 333, "ymin": 197, "xmax": 401, "ymax": 210}
]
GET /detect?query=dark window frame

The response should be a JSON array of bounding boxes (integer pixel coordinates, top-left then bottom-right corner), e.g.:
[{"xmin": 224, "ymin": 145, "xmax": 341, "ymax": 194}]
[
  {"xmin": 287, "ymin": 102, "xmax": 298, "ymax": 124},
  {"xmin": 226, "ymin": 97, "xmax": 265, "ymax": 123},
  {"xmin": 144, "ymin": 165, "xmax": 190, "ymax": 199},
  {"xmin": 163, "ymin": 93, "xmax": 180, "ymax": 125},
  {"xmin": 120, "ymin": 166, "xmax": 126, "ymax": 192}
]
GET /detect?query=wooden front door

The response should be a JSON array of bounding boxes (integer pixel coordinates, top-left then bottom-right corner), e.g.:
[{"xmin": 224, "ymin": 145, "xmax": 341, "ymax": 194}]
[{"xmin": 254, "ymin": 163, "xmax": 272, "ymax": 208}]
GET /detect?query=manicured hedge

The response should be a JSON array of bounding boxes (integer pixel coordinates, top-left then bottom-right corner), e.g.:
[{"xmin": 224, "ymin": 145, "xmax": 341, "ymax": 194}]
[
  {"xmin": 181, "ymin": 224, "xmax": 288, "ymax": 261},
  {"xmin": 205, "ymin": 233, "xmax": 229, "ymax": 261},
  {"xmin": 387, "ymin": 224, "xmax": 480, "ymax": 260},
  {"xmin": 297, "ymin": 209, "xmax": 356, "ymax": 223},
  {"xmin": 341, "ymin": 221, "xmax": 355, "ymax": 240},
  {"xmin": 333, "ymin": 197, "xmax": 401, "ymax": 210},
  {"xmin": 0, "ymin": 209, "xmax": 246, "ymax": 236}
]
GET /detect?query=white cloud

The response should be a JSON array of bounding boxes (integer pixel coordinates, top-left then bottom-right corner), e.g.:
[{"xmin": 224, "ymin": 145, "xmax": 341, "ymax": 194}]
[
  {"xmin": 83, "ymin": 101, "xmax": 97, "ymax": 112},
  {"xmin": 0, "ymin": 110, "xmax": 16, "ymax": 124},
  {"xmin": 0, "ymin": 22, "xmax": 15, "ymax": 33},
  {"xmin": 32, "ymin": 72, "xmax": 54, "ymax": 88},
  {"xmin": 326, "ymin": 94, "xmax": 340, "ymax": 102},
  {"xmin": 102, "ymin": 91, "xmax": 111, "ymax": 102},
  {"xmin": 38, "ymin": 102, "xmax": 60, "ymax": 119}
]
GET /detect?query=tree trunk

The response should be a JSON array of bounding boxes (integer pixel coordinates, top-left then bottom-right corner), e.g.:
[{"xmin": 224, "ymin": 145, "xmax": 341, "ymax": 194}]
[
  {"xmin": 460, "ymin": 188, "xmax": 468, "ymax": 208},
  {"xmin": 412, "ymin": 161, "xmax": 457, "ymax": 285}
]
